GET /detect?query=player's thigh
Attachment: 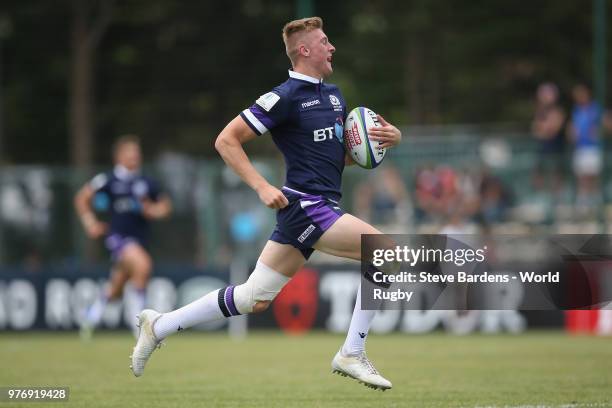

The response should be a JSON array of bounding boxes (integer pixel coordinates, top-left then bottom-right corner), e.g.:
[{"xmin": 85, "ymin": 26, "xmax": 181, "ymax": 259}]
[
  {"xmin": 313, "ymin": 213, "xmax": 383, "ymax": 261},
  {"xmin": 119, "ymin": 243, "xmax": 152, "ymax": 276},
  {"xmin": 258, "ymin": 240, "xmax": 306, "ymax": 278}
]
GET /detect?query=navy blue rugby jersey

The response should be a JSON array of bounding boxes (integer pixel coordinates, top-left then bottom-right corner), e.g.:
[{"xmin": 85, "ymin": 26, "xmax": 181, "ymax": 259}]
[
  {"xmin": 89, "ymin": 165, "xmax": 161, "ymax": 243},
  {"xmin": 240, "ymin": 70, "xmax": 347, "ymax": 201}
]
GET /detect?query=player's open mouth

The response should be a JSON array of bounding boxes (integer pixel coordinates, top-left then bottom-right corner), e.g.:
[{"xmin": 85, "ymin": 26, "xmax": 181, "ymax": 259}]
[{"xmin": 327, "ymin": 56, "xmax": 332, "ymax": 63}]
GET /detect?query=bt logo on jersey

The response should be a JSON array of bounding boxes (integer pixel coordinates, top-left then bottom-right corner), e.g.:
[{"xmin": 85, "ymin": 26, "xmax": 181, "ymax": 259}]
[
  {"xmin": 313, "ymin": 127, "xmax": 334, "ymax": 142},
  {"xmin": 114, "ymin": 197, "xmax": 141, "ymax": 213}
]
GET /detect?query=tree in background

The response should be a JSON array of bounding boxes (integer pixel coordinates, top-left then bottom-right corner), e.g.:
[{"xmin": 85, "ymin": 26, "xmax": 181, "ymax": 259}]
[
  {"xmin": 1, "ymin": 0, "xmax": 610, "ymax": 164},
  {"xmin": 69, "ymin": 0, "xmax": 113, "ymax": 168}
]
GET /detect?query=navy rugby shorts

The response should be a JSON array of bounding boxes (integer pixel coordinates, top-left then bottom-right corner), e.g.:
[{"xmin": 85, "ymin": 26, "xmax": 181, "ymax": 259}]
[
  {"xmin": 269, "ymin": 186, "xmax": 344, "ymax": 260},
  {"xmin": 104, "ymin": 233, "xmax": 146, "ymax": 262}
]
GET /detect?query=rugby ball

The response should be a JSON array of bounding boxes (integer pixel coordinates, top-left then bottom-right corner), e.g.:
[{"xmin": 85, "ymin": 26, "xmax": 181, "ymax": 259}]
[{"xmin": 344, "ymin": 107, "xmax": 386, "ymax": 169}]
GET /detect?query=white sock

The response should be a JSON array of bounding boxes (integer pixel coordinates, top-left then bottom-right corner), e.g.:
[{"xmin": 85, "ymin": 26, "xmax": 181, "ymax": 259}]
[
  {"xmin": 85, "ymin": 293, "xmax": 108, "ymax": 327},
  {"xmin": 153, "ymin": 288, "xmax": 227, "ymax": 340},
  {"xmin": 125, "ymin": 287, "xmax": 147, "ymax": 331},
  {"xmin": 153, "ymin": 261, "xmax": 289, "ymax": 340},
  {"xmin": 341, "ymin": 283, "xmax": 376, "ymax": 356}
]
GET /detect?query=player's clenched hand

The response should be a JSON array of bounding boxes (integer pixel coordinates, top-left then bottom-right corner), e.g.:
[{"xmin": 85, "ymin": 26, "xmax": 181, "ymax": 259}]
[
  {"xmin": 79, "ymin": 212, "xmax": 107, "ymax": 238},
  {"xmin": 141, "ymin": 198, "xmax": 162, "ymax": 219},
  {"xmin": 257, "ymin": 184, "xmax": 289, "ymax": 209},
  {"xmin": 368, "ymin": 114, "xmax": 402, "ymax": 149},
  {"xmin": 85, "ymin": 220, "xmax": 108, "ymax": 239}
]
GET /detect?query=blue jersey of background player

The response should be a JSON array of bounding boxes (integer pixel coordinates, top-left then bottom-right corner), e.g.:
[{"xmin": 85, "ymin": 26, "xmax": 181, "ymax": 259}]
[
  {"xmin": 74, "ymin": 135, "xmax": 172, "ymax": 338},
  {"xmin": 90, "ymin": 161, "xmax": 161, "ymax": 258}
]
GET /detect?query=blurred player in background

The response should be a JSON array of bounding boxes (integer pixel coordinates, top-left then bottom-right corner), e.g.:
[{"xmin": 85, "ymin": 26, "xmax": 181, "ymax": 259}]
[
  {"xmin": 74, "ymin": 135, "xmax": 172, "ymax": 339},
  {"xmin": 131, "ymin": 17, "xmax": 401, "ymax": 390}
]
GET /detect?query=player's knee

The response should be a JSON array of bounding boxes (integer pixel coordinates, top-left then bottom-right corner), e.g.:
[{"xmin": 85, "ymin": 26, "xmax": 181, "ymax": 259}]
[{"xmin": 232, "ymin": 261, "xmax": 290, "ymax": 314}]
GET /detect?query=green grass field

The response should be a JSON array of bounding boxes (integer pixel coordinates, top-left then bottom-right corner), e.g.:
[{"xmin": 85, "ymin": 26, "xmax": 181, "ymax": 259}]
[{"xmin": 0, "ymin": 331, "xmax": 610, "ymax": 408}]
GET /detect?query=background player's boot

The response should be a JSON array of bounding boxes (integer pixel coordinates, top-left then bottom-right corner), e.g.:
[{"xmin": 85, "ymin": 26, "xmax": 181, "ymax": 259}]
[
  {"xmin": 79, "ymin": 321, "xmax": 94, "ymax": 342},
  {"xmin": 331, "ymin": 349, "xmax": 392, "ymax": 391},
  {"xmin": 79, "ymin": 296, "xmax": 107, "ymax": 341},
  {"xmin": 130, "ymin": 309, "xmax": 163, "ymax": 377}
]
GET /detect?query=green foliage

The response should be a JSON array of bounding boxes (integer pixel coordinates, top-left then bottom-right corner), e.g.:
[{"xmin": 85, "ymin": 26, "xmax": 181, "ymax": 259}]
[{"xmin": 2, "ymin": 0, "xmax": 611, "ymax": 163}]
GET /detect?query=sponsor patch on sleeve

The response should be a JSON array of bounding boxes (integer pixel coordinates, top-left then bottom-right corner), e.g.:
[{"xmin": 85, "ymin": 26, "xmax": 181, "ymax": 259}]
[
  {"xmin": 90, "ymin": 173, "xmax": 108, "ymax": 191},
  {"xmin": 255, "ymin": 92, "xmax": 280, "ymax": 112}
]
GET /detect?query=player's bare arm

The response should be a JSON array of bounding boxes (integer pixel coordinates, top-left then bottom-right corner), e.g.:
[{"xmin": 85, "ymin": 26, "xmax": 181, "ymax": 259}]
[
  {"xmin": 141, "ymin": 194, "xmax": 173, "ymax": 220},
  {"xmin": 367, "ymin": 114, "xmax": 402, "ymax": 149},
  {"xmin": 215, "ymin": 116, "xmax": 289, "ymax": 209},
  {"xmin": 74, "ymin": 183, "xmax": 108, "ymax": 239}
]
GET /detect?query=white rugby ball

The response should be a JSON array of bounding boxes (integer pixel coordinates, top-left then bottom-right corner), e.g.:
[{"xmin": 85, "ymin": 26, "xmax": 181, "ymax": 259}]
[{"xmin": 344, "ymin": 107, "xmax": 386, "ymax": 169}]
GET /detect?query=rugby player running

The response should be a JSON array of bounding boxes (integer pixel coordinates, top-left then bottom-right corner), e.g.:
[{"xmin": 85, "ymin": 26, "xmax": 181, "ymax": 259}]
[
  {"xmin": 75, "ymin": 135, "xmax": 172, "ymax": 338},
  {"xmin": 131, "ymin": 17, "xmax": 401, "ymax": 390}
]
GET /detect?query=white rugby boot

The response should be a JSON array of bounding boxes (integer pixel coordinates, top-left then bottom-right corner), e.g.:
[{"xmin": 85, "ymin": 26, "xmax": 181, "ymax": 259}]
[
  {"xmin": 130, "ymin": 309, "xmax": 163, "ymax": 377},
  {"xmin": 331, "ymin": 349, "xmax": 392, "ymax": 391}
]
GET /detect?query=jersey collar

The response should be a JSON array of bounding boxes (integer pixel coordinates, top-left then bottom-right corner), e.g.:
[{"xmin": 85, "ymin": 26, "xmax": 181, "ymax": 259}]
[
  {"xmin": 288, "ymin": 70, "xmax": 322, "ymax": 84},
  {"xmin": 114, "ymin": 165, "xmax": 139, "ymax": 180}
]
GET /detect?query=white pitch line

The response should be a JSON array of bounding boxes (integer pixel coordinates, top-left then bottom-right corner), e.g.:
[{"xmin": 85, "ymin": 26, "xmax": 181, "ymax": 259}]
[{"xmin": 470, "ymin": 403, "xmax": 612, "ymax": 408}]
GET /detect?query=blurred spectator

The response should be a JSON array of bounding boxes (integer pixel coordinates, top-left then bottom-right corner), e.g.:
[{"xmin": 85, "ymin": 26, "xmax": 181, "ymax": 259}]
[
  {"xmin": 531, "ymin": 82, "xmax": 566, "ymax": 194},
  {"xmin": 604, "ymin": 110, "xmax": 612, "ymax": 134},
  {"xmin": 414, "ymin": 163, "xmax": 513, "ymax": 228},
  {"xmin": 478, "ymin": 168, "xmax": 513, "ymax": 225},
  {"xmin": 436, "ymin": 168, "xmax": 482, "ymax": 236},
  {"xmin": 567, "ymin": 83, "xmax": 603, "ymax": 215},
  {"xmin": 437, "ymin": 166, "xmax": 461, "ymax": 217},
  {"xmin": 414, "ymin": 164, "xmax": 438, "ymax": 221},
  {"xmin": 456, "ymin": 167, "xmax": 481, "ymax": 217},
  {"xmin": 414, "ymin": 165, "xmax": 480, "ymax": 224},
  {"xmin": 415, "ymin": 164, "xmax": 455, "ymax": 222},
  {"xmin": 353, "ymin": 165, "xmax": 410, "ymax": 226}
]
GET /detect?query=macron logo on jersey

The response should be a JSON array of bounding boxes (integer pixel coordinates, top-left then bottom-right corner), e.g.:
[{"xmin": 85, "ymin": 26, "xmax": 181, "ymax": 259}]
[
  {"xmin": 301, "ymin": 99, "xmax": 321, "ymax": 109},
  {"xmin": 256, "ymin": 92, "xmax": 280, "ymax": 112}
]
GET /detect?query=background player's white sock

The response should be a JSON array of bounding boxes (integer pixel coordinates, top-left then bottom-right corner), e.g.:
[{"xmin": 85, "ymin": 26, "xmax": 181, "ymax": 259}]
[
  {"xmin": 153, "ymin": 288, "xmax": 229, "ymax": 340},
  {"xmin": 125, "ymin": 287, "xmax": 147, "ymax": 334},
  {"xmin": 85, "ymin": 293, "xmax": 108, "ymax": 327},
  {"xmin": 341, "ymin": 283, "xmax": 376, "ymax": 356},
  {"xmin": 132, "ymin": 287, "xmax": 146, "ymax": 313}
]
